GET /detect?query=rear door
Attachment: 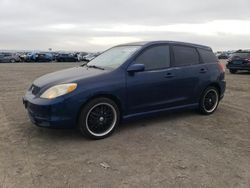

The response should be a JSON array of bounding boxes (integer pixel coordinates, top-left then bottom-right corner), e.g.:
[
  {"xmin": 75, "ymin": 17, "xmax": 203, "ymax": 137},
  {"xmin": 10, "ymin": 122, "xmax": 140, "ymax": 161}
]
[
  {"xmin": 171, "ymin": 45, "xmax": 206, "ymax": 105},
  {"xmin": 197, "ymin": 48, "xmax": 220, "ymax": 94}
]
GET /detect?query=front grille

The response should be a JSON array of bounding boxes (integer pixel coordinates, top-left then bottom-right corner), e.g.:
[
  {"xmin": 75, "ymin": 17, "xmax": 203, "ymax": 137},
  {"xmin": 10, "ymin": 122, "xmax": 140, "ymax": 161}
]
[{"xmin": 29, "ymin": 84, "xmax": 40, "ymax": 95}]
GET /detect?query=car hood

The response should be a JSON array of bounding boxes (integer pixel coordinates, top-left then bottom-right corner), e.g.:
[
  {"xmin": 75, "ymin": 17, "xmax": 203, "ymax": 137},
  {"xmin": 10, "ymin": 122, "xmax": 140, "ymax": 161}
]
[{"xmin": 33, "ymin": 66, "xmax": 108, "ymax": 88}]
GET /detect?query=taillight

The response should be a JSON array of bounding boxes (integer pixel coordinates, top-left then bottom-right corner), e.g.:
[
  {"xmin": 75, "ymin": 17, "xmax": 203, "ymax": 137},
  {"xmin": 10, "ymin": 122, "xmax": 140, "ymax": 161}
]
[
  {"xmin": 244, "ymin": 58, "xmax": 250, "ymax": 62},
  {"xmin": 218, "ymin": 62, "xmax": 225, "ymax": 72}
]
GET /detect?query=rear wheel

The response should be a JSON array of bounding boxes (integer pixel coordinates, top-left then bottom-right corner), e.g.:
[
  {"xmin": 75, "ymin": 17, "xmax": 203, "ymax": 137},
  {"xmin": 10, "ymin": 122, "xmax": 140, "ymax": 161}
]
[
  {"xmin": 78, "ymin": 98, "xmax": 120, "ymax": 139},
  {"xmin": 199, "ymin": 87, "xmax": 219, "ymax": 115},
  {"xmin": 229, "ymin": 69, "xmax": 237, "ymax": 74}
]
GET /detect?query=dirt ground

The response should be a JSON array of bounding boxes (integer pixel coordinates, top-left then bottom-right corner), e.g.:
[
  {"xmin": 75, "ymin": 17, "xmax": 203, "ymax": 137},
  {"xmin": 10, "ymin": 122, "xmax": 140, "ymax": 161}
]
[{"xmin": 0, "ymin": 61, "xmax": 249, "ymax": 188}]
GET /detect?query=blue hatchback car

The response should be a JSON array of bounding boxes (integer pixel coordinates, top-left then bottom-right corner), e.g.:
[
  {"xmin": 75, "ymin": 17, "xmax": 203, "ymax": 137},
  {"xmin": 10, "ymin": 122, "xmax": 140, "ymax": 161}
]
[{"xmin": 23, "ymin": 41, "xmax": 226, "ymax": 139}]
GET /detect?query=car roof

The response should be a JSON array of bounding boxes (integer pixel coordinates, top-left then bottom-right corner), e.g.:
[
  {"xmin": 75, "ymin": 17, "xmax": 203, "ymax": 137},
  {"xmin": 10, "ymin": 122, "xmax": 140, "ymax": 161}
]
[
  {"xmin": 116, "ymin": 40, "xmax": 212, "ymax": 50},
  {"xmin": 234, "ymin": 50, "xmax": 250, "ymax": 53}
]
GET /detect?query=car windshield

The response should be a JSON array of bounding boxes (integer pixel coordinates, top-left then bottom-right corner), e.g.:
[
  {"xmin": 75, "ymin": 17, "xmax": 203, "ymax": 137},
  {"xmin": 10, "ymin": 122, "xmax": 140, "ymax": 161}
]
[{"xmin": 87, "ymin": 46, "xmax": 141, "ymax": 69}]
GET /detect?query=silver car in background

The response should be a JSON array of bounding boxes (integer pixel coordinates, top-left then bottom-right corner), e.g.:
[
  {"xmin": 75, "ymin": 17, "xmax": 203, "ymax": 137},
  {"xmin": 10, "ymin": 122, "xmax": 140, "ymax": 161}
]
[{"xmin": 0, "ymin": 52, "xmax": 21, "ymax": 63}]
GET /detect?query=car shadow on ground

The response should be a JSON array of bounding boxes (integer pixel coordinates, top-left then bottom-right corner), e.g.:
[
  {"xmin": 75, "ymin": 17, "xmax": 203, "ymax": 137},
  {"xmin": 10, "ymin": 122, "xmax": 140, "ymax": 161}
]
[
  {"xmin": 27, "ymin": 109, "xmax": 198, "ymax": 141},
  {"xmin": 118, "ymin": 109, "xmax": 197, "ymax": 132}
]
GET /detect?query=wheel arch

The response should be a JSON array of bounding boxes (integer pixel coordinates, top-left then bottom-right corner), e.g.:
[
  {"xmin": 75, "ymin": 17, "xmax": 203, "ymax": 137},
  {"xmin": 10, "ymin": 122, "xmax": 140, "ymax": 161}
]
[
  {"xmin": 207, "ymin": 82, "xmax": 221, "ymax": 97},
  {"xmin": 202, "ymin": 82, "xmax": 221, "ymax": 98},
  {"xmin": 76, "ymin": 93, "xmax": 123, "ymax": 124}
]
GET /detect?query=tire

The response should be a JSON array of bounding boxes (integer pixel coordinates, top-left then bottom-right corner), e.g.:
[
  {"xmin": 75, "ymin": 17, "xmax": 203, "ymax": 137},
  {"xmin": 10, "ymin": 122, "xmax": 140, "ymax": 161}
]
[
  {"xmin": 10, "ymin": 59, "xmax": 16, "ymax": 63},
  {"xmin": 78, "ymin": 98, "xmax": 120, "ymax": 139},
  {"xmin": 229, "ymin": 69, "xmax": 237, "ymax": 74},
  {"xmin": 199, "ymin": 87, "xmax": 219, "ymax": 115}
]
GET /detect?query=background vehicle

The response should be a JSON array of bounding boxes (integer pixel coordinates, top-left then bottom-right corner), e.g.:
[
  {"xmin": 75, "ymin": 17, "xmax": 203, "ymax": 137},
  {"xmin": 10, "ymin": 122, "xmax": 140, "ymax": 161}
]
[
  {"xmin": 34, "ymin": 53, "xmax": 53, "ymax": 62},
  {"xmin": 226, "ymin": 50, "xmax": 250, "ymax": 74},
  {"xmin": 217, "ymin": 53, "xmax": 229, "ymax": 59},
  {"xmin": 82, "ymin": 53, "xmax": 101, "ymax": 62},
  {"xmin": 77, "ymin": 52, "xmax": 88, "ymax": 61},
  {"xmin": 56, "ymin": 53, "xmax": 78, "ymax": 62},
  {"xmin": 25, "ymin": 52, "xmax": 37, "ymax": 62},
  {"xmin": 23, "ymin": 41, "xmax": 226, "ymax": 139},
  {"xmin": 19, "ymin": 52, "xmax": 29, "ymax": 62},
  {"xmin": 21, "ymin": 52, "xmax": 53, "ymax": 62},
  {"xmin": 0, "ymin": 52, "xmax": 21, "ymax": 63}
]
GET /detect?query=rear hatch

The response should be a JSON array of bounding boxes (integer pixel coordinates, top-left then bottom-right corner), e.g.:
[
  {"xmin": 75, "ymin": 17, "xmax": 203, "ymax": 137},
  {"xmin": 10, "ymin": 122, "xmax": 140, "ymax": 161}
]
[{"xmin": 227, "ymin": 52, "xmax": 250, "ymax": 67}]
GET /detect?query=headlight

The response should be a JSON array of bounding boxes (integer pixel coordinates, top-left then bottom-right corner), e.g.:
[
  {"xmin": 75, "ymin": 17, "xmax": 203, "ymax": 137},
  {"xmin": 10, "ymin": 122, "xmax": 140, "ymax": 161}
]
[{"xmin": 40, "ymin": 83, "xmax": 77, "ymax": 99}]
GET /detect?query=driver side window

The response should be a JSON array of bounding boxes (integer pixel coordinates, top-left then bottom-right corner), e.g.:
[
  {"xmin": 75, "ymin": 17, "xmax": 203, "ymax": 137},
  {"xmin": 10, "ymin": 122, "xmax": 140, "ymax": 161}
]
[{"xmin": 135, "ymin": 45, "xmax": 170, "ymax": 70}]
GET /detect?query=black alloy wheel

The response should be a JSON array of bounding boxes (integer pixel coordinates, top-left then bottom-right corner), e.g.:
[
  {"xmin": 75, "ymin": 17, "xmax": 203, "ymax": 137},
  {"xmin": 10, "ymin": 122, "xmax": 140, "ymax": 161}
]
[{"xmin": 78, "ymin": 98, "xmax": 120, "ymax": 139}]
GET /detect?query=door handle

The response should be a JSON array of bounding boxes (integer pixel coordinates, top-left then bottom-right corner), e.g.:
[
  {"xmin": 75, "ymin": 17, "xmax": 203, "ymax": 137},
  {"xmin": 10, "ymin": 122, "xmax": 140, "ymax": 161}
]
[
  {"xmin": 165, "ymin": 72, "xmax": 175, "ymax": 78},
  {"xmin": 200, "ymin": 68, "xmax": 207, "ymax": 73}
]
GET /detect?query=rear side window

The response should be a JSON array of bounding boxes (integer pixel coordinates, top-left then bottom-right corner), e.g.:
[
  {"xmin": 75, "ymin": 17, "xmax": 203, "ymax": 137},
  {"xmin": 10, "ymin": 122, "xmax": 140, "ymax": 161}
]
[
  {"xmin": 173, "ymin": 46, "xmax": 199, "ymax": 66},
  {"xmin": 198, "ymin": 48, "xmax": 217, "ymax": 63},
  {"xmin": 136, "ymin": 45, "xmax": 170, "ymax": 70}
]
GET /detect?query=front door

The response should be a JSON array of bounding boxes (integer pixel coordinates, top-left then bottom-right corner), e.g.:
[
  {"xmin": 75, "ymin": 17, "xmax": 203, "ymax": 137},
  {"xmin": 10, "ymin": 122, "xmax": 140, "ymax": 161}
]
[{"xmin": 126, "ymin": 45, "xmax": 175, "ymax": 114}]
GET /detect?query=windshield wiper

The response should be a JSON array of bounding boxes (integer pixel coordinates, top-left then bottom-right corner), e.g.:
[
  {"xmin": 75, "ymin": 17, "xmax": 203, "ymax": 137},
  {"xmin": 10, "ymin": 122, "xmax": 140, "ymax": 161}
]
[{"xmin": 86, "ymin": 65, "xmax": 105, "ymax": 70}]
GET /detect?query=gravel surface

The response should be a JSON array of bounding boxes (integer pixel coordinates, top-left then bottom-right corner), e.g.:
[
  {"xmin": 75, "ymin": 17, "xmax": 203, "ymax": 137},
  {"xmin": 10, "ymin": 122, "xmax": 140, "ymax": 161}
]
[{"xmin": 0, "ymin": 61, "xmax": 249, "ymax": 188}]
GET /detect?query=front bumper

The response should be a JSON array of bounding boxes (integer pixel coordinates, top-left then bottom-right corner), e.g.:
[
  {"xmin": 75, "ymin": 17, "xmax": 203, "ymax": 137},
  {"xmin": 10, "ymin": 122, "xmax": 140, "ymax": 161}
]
[{"xmin": 23, "ymin": 92, "xmax": 77, "ymax": 128}]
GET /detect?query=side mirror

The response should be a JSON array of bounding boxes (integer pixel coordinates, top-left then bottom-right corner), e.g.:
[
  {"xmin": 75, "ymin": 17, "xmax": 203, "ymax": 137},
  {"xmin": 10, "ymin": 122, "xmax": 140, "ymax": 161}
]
[{"xmin": 127, "ymin": 64, "xmax": 145, "ymax": 74}]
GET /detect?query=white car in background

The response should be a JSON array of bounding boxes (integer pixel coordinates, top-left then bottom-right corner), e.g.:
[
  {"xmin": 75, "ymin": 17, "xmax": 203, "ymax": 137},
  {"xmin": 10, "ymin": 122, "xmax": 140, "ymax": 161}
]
[{"xmin": 83, "ymin": 53, "xmax": 101, "ymax": 62}]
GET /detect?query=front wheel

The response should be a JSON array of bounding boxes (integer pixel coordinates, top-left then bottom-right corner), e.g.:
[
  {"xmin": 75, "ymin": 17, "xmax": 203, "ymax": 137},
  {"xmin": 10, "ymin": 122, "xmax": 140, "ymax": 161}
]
[
  {"xmin": 199, "ymin": 87, "xmax": 219, "ymax": 115},
  {"xmin": 78, "ymin": 98, "xmax": 120, "ymax": 139}
]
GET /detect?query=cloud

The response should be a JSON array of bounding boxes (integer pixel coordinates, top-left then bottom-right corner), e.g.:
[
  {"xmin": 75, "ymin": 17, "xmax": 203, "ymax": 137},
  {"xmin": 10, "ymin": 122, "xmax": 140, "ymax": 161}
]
[
  {"xmin": 0, "ymin": 0, "xmax": 250, "ymax": 51},
  {"xmin": 89, "ymin": 36, "xmax": 142, "ymax": 46},
  {"xmin": 93, "ymin": 20, "xmax": 250, "ymax": 36}
]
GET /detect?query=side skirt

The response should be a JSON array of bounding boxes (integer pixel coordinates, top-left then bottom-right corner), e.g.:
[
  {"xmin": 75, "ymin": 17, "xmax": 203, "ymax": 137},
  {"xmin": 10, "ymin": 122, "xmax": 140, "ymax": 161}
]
[{"xmin": 123, "ymin": 103, "xmax": 199, "ymax": 121}]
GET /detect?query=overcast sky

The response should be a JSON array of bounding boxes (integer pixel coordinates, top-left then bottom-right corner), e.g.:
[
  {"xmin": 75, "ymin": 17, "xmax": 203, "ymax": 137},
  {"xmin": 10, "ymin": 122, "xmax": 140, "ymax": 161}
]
[{"xmin": 0, "ymin": 0, "xmax": 250, "ymax": 52}]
